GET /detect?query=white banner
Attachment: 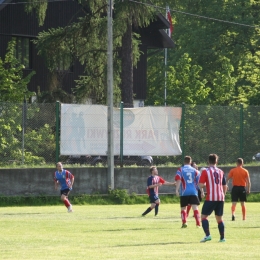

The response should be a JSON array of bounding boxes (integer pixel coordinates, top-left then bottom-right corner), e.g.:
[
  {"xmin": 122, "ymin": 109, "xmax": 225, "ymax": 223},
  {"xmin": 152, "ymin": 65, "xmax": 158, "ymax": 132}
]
[{"xmin": 60, "ymin": 104, "xmax": 182, "ymax": 156}]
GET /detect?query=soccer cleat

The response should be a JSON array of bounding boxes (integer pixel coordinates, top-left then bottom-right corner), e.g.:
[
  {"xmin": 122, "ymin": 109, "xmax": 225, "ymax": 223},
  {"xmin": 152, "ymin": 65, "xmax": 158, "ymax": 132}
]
[
  {"xmin": 196, "ymin": 225, "xmax": 201, "ymax": 228},
  {"xmin": 200, "ymin": 235, "xmax": 212, "ymax": 243},
  {"xmin": 219, "ymin": 238, "xmax": 226, "ymax": 242},
  {"xmin": 181, "ymin": 223, "xmax": 187, "ymax": 228},
  {"xmin": 68, "ymin": 205, "xmax": 73, "ymax": 212},
  {"xmin": 232, "ymin": 215, "xmax": 235, "ymax": 221}
]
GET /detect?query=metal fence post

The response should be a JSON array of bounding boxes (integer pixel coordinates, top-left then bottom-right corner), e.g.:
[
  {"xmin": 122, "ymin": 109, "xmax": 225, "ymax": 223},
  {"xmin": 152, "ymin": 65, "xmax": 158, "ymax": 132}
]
[
  {"xmin": 240, "ymin": 103, "xmax": 244, "ymax": 158},
  {"xmin": 181, "ymin": 102, "xmax": 185, "ymax": 162},
  {"xmin": 55, "ymin": 101, "xmax": 60, "ymax": 163},
  {"xmin": 120, "ymin": 101, "xmax": 124, "ymax": 167}
]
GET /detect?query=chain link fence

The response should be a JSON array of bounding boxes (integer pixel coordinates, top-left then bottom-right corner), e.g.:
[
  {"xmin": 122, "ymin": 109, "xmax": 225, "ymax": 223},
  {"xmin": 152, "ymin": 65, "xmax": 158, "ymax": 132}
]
[
  {"xmin": 0, "ymin": 102, "xmax": 259, "ymax": 167},
  {"xmin": 0, "ymin": 102, "xmax": 56, "ymax": 166}
]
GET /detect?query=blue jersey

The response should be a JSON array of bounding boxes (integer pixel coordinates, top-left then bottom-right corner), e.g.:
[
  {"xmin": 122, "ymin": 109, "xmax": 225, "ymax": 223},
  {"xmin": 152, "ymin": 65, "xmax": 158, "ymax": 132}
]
[
  {"xmin": 54, "ymin": 170, "xmax": 74, "ymax": 191},
  {"xmin": 175, "ymin": 165, "xmax": 199, "ymax": 196}
]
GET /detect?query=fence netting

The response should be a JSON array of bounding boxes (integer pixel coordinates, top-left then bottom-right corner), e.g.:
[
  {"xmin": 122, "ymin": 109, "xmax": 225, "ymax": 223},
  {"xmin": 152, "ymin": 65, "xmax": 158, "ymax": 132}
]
[{"xmin": 0, "ymin": 103, "xmax": 259, "ymax": 167}]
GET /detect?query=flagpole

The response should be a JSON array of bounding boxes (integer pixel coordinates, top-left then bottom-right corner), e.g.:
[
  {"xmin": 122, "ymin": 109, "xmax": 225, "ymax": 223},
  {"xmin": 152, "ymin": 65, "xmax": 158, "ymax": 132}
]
[
  {"xmin": 164, "ymin": 5, "xmax": 169, "ymax": 107},
  {"xmin": 164, "ymin": 47, "xmax": 167, "ymax": 107}
]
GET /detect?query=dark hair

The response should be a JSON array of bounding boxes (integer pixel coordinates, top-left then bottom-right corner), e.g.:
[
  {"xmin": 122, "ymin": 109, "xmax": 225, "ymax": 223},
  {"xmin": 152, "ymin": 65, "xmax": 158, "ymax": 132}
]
[
  {"xmin": 208, "ymin": 154, "xmax": 218, "ymax": 164},
  {"xmin": 150, "ymin": 166, "xmax": 157, "ymax": 173},
  {"xmin": 237, "ymin": 158, "xmax": 243, "ymax": 165}
]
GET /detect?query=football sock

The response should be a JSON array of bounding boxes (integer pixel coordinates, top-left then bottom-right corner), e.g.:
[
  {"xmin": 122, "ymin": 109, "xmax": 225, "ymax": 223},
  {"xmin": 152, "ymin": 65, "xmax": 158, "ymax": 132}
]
[
  {"xmin": 63, "ymin": 198, "xmax": 70, "ymax": 207},
  {"xmin": 186, "ymin": 205, "xmax": 191, "ymax": 217},
  {"xmin": 142, "ymin": 207, "xmax": 152, "ymax": 216},
  {"xmin": 181, "ymin": 210, "xmax": 187, "ymax": 224},
  {"xmin": 193, "ymin": 209, "xmax": 200, "ymax": 226},
  {"xmin": 155, "ymin": 203, "xmax": 159, "ymax": 216},
  {"xmin": 202, "ymin": 218, "xmax": 210, "ymax": 236},
  {"xmin": 218, "ymin": 221, "xmax": 225, "ymax": 240},
  {"xmin": 242, "ymin": 205, "xmax": 246, "ymax": 220},
  {"xmin": 231, "ymin": 205, "xmax": 236, "ymax": 216}
]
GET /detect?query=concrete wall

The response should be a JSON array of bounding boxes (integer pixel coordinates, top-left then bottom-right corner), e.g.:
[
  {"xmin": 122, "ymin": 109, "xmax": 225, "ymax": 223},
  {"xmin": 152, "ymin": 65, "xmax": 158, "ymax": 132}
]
[{"xmin": 1, "ymin": 166, "xmax": 260, "ymax": 196}]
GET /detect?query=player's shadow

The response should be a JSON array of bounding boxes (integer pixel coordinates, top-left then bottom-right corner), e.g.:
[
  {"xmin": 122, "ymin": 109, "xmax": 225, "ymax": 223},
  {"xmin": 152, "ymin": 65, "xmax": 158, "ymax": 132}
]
[{"xmin": 114, "ymin": 241, "xmax": 191, "ymax": 247}]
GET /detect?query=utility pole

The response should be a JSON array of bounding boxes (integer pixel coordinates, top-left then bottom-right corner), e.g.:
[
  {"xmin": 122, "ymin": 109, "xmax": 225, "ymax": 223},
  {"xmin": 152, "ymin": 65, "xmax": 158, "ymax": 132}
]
[{"xmin": 107, "ymin": 0, "xmax": 114, "ymax": 189}]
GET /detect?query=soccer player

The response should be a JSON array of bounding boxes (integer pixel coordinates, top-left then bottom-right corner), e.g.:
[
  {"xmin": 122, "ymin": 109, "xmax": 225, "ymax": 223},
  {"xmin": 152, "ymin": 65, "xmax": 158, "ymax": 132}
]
[
  {"xmin": 199, "ymin": 154, "xmax": 227, "ymax": 243},
  {"xmin": 175, "ymin": 156, "xmax": 201, "ymax": 228},
  {"xmin": 54, "ymin": 162, "xmax": 74, "ymax": 212},
  {"xmin": 142, "ymin": 166, "xmax": 176, "ymax": 216},
  {"xmin": 186, "ymin": 162, "xmax": 203, "ymax": 218},
  {"xmin": 226, "ymin": 158, "xmax": 251, "ymax": 221}
]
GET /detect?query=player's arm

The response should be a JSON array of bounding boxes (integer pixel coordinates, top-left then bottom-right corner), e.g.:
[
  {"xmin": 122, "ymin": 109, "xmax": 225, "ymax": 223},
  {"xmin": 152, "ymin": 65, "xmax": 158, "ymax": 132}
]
[
  {"xmin": 70, "ymin": 174, "xmax": 75, "ymax": 187},
  {"xmin": 163, "ymin": 181, "xmax": 176, "ymax": 186},
  {"xmin": 54, "ymin": 178, "xmax": 59, "ymax": 190},
  {"xmin": 148, "ymin": 183, "xmax": 162, "ymax": 188},
  {"xmin": 175, "ymin": 180, "xmax": 181, "ymax": 196},
  {"xmin": 222, "ymin": 176, "xmax": 228, "ymax": 196},
  {"xmin": 246, "ymin": 174, "xmax": 251, "ymax": 194}
]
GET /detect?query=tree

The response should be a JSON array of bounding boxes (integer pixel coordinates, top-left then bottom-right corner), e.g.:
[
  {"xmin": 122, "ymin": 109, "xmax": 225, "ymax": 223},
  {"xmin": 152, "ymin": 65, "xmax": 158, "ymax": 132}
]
[
  {"xmin": 28, "ymin": 0, "xmax": 154, "ymax": 106},
  {"xmin": 0, "ymin": 39, "xmax": 35, "ymax": 102},
  {"xmin": 147, "ymin": 0, "xmax": 260, "ymax": 106}
]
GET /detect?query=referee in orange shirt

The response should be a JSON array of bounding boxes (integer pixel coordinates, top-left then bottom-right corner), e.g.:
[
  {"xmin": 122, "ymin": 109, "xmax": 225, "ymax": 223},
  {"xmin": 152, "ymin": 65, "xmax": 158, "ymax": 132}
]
[{"xmin": 227, "ymin": 158, "xmax": 251, "ymax": 221}]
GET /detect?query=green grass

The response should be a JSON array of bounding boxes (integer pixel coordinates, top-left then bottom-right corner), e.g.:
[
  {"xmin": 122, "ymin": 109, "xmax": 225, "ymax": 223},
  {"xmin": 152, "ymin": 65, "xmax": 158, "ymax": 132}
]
[{"xmin": 1, "ymin": 203, "xmax": 260, "ymax": 259}]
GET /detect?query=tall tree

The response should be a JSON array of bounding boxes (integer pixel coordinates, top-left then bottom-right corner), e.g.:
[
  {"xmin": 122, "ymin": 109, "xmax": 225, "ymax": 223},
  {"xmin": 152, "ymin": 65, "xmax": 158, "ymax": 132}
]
[{"xmin": 28, "ymin": 0, "xmax": 154, "ymax": 106}]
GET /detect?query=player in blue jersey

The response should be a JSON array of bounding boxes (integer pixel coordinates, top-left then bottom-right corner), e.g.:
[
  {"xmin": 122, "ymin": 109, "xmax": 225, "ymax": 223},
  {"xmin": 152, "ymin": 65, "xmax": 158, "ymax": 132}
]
[
  {"xmin": 142, "ymin": 166, "xmax": 176, "ymax": 216},
  {"xmin": 186, "ymin": 162, "xmax": 203, "ymax": 217},
  {"xmin": 175, "ymin": 156, "xmax": 201, "ymax": 228},
  {"xmin": 54, "ymin": 162, "xmax": 74, "ymax": 212}
]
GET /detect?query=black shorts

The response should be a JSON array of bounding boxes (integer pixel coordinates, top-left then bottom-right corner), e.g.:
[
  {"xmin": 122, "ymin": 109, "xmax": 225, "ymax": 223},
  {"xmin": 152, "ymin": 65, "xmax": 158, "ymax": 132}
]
[
  {"xmin": 149, "ymin": 194, "xmax": 160, "ymax": 203},
  {"xmin": 180, "ymin": 195, "xmax": 200, "ymax": 207},
  {"xmin": 60, "ymin": 189, "xmax": 70, "ymax": 196},
  {"xmin": 201, "ymin": 201, "xmax": 224, "ymax": 216},
  {"xmin": 231, "ymin": 186, "xmax": 247, "ymax": 202},
  {"xmin": 198, "ymin": 189, "xmax": 202, "ymax": 202}
]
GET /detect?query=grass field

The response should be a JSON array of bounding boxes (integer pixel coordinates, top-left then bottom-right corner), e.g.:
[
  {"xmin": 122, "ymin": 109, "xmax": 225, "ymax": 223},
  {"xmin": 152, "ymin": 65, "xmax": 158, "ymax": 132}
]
[{"xmin": 1, "ymin": 203, "xmax": 260, "ymax": 260}]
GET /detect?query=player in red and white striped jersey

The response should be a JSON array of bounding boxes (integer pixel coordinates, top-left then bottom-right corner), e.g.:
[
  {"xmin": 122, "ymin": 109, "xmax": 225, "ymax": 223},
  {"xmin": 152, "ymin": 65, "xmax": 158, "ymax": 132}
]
[{"xmin": 198, "ymin": 154, "xmax": 228, "ymax": 243}]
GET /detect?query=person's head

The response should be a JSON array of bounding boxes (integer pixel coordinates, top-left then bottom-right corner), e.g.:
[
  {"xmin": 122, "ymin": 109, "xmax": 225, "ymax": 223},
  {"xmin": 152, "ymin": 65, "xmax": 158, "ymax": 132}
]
[
  {"xmin": 56, "ymin": 162, "xmax": 63, "ymax": 171},
  {"xmin": 236, "ymin": 158, "xmax": 244, "ymax": 166},
  {"xmin": 208, "ymin": 154, "xmax": 218, "ymax": 165},
  {"xmin": 184, "ymin": 156, "xmax": 192, "ymax": 165},
  {"xmin": 150, "ymin": 166, "xmax": 158, "ymax": 175},
  {"xmin": 191, "ymin": 161, "xmax": 198, "ymax": 170}
]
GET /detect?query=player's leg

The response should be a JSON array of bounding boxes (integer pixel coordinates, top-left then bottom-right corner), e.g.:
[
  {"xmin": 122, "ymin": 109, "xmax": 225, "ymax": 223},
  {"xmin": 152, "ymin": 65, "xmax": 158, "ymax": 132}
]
[
  {"xmin": 231, "ymin": 187, "xmax": 239, "ymax": 220},
  {"xmin": 215, "ymin": 201, "xmax": 225, "ymax": 242},
  {"xmin": 180, "ymin": 197, "xmax": 188, "ymax": 228},
  {"xmin": 241, "ymin": 201, "xmax": 246, "ymax": 220},
  {"xmin": 239, "ymin": 187, "xmax": 247, "ymax": 220},
  {"xmin": 142, "ymin": 195, "xmax": 157, "ymax": 216},
  {"xmin": 154, "ymin": 198, "xmax": 160, "ymax": 216},
  {"xmin": 186, "ymin": 204, "xmax": 191, "ymax": 217},
  {"xmin": 61, "ymin": 190, "xmax": 72, "ymax": 212},
  {"xmin": 190, "ymin": 195, "xmax": 201, "ymax": 226},
  {"xmin": 200, "ymin": 201, "xmax": 214, "ymax": 242}
]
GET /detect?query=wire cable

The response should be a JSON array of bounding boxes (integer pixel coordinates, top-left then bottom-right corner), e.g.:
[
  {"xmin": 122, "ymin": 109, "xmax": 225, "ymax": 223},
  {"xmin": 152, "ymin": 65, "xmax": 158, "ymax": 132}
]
[{"xmin": 129, "ymin": 0, "xmax": 260, "ymax": 29}]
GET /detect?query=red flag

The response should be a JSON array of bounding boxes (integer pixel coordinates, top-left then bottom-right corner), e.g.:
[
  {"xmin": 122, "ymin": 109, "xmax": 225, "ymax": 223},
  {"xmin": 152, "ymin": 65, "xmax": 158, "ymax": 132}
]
[{"xmin": 167, "ymin": 10, "xmax": 173, "ymax": 37}]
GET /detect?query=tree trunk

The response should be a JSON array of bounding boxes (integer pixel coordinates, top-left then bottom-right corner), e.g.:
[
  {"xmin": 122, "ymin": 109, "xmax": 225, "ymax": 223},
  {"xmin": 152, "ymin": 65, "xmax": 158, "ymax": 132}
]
[{"xmin": 121, "ymin": 21, "xmax": 133, "ymax": 108}]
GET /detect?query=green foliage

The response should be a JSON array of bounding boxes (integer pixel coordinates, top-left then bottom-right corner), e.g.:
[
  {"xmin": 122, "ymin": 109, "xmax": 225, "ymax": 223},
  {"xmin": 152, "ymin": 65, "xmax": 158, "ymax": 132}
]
[
  {"xmin": 0, "ymin": 40, "xmax": 35, "ymax": 102},
  {"xmin": 0, "ymin": 103, "xmax": 56, "ymax": 166},
  {"xmin": 147, "ymin": 0, "xmax": 260, "ymax": 106}
]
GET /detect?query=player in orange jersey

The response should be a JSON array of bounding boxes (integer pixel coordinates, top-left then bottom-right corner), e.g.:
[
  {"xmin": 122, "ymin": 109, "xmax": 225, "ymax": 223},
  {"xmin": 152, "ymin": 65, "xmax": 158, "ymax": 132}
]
[{"xmin": 227, "ymin": 158, "xmax": 251, "ymax": 221}]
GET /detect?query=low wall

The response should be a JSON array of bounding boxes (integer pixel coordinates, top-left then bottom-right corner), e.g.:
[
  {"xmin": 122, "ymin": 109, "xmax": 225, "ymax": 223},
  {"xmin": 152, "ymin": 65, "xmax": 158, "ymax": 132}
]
[{"xmin": 0, "ymin": 166, "xmax": 259, "ymax": 196}]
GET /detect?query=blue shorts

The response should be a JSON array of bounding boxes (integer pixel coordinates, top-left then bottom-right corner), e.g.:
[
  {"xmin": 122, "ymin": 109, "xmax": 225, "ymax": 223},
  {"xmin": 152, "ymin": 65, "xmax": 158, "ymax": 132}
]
[
  {"xmin": 201, "ymin": 201, "xmax": 224, "ymax": 216},
  {"xmin": 149, "ymin": 194, "xmax": 159, "ymax": 203}
]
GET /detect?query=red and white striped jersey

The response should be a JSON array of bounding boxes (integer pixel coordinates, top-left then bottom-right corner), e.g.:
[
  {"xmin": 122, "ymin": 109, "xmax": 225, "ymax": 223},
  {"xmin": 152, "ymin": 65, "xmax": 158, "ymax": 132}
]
[{"xmin": 199, "ymin": 166, "xmax": 226, "ymax": 201}]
